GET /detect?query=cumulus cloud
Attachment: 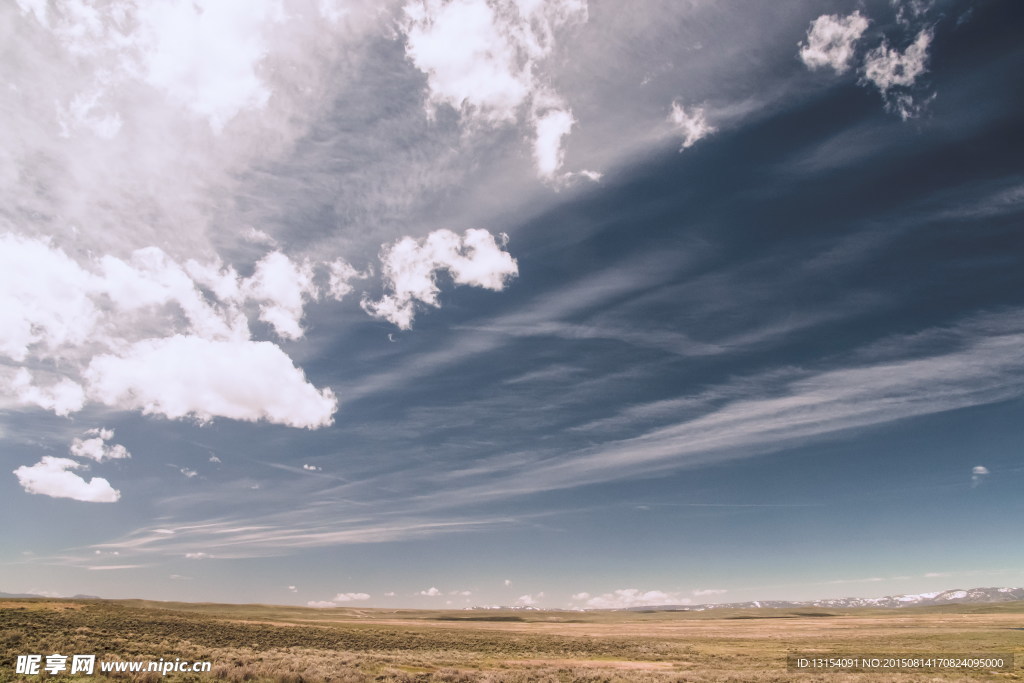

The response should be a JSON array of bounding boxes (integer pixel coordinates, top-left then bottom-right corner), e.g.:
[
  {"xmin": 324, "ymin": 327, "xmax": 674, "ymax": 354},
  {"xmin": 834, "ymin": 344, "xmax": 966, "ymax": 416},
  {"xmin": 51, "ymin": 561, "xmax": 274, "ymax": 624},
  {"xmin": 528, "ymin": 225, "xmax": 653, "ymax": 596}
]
[
  {"xmin": 85, "ymin": 335, "xmax": 337, "ymax": 428},
  {"xmin": 863, "ymin": 29, "xmax": 932, "ymax": 92},
  {"xmin": 242, "ymin": 252, "xmax": 318, "ymax": 340},
  {"xmin": 242, "ymin": 226, "xmax": 278, "ymax": 246},
  {"xmin": 798, "ymin": 11, "xmax": 870, "ymax": 74},
  {"xmin": 516, "ymin": 592, "xmax": 542, "ymax": 606},
  {"xmin": 362, "ymin": 229, "xmax": 518, "ymax": 329},
  {"xmin": 69, "ymin": 428, "xmax": 130, "ymax": 462},
  {"xmin": 862, "ymin": 29, "xmax": 933, "ymax": 120},
  {"xmin": 288, "ymin": 585, "xmax": 298, "ymax": 592},
  {"xmin": 332, "ymin": 592, "xmax": 371, "ymax": 602},
  {"xmin": 403, "ymin": 0, "xmax": 531, "ymax": 124},
  {"xmin": 180, "ymin": 468, "xmax": 198, "ymax": 478},
  {"xmin": 7, "ymin": 369, "xmax": 85, "ymax": 417},
  {"xmin": 971, "ymin": 465, "xmax": 989, "ymax": 487},
  {"xmin": 22, "ymin": 0, "xmax": 285, "ymax": 133},
  {"xmin": 327, "ymin": 259, "xmax": 369, "ymax": 302},
  {"xmin": 504, "ymin": 579, "xmax": 512, "ymax": 587},
  {"xmin": 0, "ymin": 234, "xmax": 100, "ymax": 363},
  {"xmin": 402, "ymin": 0, "xmax": 585, "ymax": 122},
  {"xmin": 576, "ymin": 589, "xmax": 689, "ymax": 609},
  {"xmin": 533, "ymin": 108, "xmax": 575, "ymax": 179},
  {"xmin": 13, "ymin": 456, "xmax": 120, "ymax": 503},
  {"xmin": 304, "ymin": 592, "xmax": 370, "ymax": 607},
  {"xmin": 401, "ymin": 0, "xmax": 589, "ymax": 179},
  {"xmin": 3, "ymin": 0, "xmax": 359, "ymax": 278},
  {"xmin": 0, "ymin": 234, "xmax": 356, "ymax": 431},
  {"xmin": 307, "ymin": 601, "xmax": 338, "ymax": 608},
  {"xmin": 419, "ymin": 586, "xmax": 442, "ymax": 596},
  {"xmin": 692, "ymin": 588, "xmax": 727, "ymax": 597},
  {"xmin": 302, "ymin": 464, "xmax": 322, "ymax": 471},
  {"xmin": 668, "ymin": 102, "xmax": 715, "ymax": 150}
]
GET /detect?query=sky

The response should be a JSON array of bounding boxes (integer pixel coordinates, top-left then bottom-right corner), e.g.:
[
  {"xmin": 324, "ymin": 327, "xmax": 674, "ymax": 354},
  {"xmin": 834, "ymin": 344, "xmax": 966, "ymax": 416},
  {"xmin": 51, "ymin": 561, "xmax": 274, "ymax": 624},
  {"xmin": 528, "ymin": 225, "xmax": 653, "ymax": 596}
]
[{"xmin": 2, "ymin": 0, "xmax": 1023, "ymax": 611}]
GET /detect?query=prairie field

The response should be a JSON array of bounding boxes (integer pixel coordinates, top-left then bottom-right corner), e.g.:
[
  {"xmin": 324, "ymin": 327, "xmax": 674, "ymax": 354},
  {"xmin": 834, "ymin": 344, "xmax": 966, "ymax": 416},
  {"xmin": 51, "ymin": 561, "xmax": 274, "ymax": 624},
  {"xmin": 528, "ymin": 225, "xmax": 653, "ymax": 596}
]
[{"xmin": 1, "ymin": 598, "xmax": 1022, "ymax": 682}]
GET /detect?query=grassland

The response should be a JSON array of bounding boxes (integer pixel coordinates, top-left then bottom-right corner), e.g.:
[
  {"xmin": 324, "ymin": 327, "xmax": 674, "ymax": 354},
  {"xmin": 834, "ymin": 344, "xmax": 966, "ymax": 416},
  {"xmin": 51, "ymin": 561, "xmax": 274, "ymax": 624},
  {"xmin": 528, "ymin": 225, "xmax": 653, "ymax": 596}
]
[{"xmin": 2, "ymin": 598, "xmax": 1022, "ymax": 682}]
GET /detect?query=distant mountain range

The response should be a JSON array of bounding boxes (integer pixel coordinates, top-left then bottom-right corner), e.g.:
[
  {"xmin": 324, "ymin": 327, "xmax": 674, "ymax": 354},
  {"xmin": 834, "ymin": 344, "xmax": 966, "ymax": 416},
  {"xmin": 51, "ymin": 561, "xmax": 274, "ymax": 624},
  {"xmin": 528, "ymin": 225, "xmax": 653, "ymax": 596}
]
[
  {"xmin": 620, "ymin": 587, "xmax": 1024, "ymax": 611},
  {"xmin": 4, "ymin": 586, "xmax": 1022, "ymax": 610},
  {"xmin": 0, "ymin": 592, "xmax": 101, "ymax": 600}
]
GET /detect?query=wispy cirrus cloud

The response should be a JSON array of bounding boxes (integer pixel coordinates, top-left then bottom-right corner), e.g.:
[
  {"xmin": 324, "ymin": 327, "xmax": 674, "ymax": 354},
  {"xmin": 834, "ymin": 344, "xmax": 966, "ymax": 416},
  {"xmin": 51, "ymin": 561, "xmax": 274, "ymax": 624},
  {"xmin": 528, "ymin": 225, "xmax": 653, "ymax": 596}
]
[{"xmin": 397, "ymin": 310, "xmax": 1024, "ymax": 508}]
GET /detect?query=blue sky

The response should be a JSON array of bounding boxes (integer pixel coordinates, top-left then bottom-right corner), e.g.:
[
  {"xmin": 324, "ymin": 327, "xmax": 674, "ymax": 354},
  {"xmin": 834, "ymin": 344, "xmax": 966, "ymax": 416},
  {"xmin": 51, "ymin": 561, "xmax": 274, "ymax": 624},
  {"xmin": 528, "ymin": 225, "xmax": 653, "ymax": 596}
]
[{"xmin": 2, "ymin": 0, "xmax": 1023, "ymax": 609}]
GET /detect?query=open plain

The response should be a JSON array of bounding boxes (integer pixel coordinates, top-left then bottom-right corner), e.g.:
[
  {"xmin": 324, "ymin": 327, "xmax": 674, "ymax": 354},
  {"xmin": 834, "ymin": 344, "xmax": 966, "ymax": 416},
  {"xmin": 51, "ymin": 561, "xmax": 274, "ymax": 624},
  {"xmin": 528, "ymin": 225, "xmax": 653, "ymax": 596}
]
[{"xmin": 1, "ymin": 598, "xmax": 1022, "ymax": 682}]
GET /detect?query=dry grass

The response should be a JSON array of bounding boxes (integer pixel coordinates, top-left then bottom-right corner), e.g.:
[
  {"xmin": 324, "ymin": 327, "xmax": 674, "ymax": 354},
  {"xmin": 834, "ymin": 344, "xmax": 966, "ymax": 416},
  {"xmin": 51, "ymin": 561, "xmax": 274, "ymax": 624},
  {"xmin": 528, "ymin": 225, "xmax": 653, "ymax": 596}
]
[{"xmin": 2, "ymin": 598, "xmax": 1022, "ymax": 682}]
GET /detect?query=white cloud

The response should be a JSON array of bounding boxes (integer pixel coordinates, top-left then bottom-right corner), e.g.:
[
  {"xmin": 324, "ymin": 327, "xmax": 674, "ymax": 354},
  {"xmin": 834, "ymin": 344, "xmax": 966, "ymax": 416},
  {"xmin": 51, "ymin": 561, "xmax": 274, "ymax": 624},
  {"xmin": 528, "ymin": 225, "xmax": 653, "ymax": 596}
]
[
  {"xmin": 403, "ymin": 0, "xmax": 527, "ymax": 123},
  {"xmin": 180, "ymin": 468, "xmax": 198, "ymax": 478},
  {"xmin": 403, "ymin": 0, "xmax": 563, "ymax": 124},
  {"xmin": 69, "ymin": 428, "xmax": 130, "ymax": 462},
  {"xmin": 84, "ymin": 335, "xmax": 337, "ymax": 429},
  {"xmin": 242, "ymin": 251, "xmax": 318, "ymax": 340},
  {"xmin": 302, "ymin": 464, "xmax": 322, "ymax": 471},
  {"xmin": 798, "ymin": 11, "xmax": 870, "ymax": 74},
  {"xmin": 288, "ymin": 585, "xmax": 298, "ymax": 592},
  {"xmin": 362, "ymin": 229, "xmax": 518, "ymax": 329},
  {"xmin": 692, "ymin": 588, "xmax": 727, "ymax": 597},
  {"xmin": 516, "ymin": 592, "xmax": 542, "ymax": 606},
  {"xmin": 96, "ymin": 247, "xmax": 248, "ymax": 342},
  {"xmin": 56, "ymin": 88, "xmax": 123, "ymax": 140},
  {"xmin": 863, "ymin": 29, "xmax": 932, "ymax": 92},
  {"xmin": 304, "ymin": 592, "xmax": 371, "ymax": 607},
  {"xmin": 384, "ymin": 591, "xmax": 396, "ymax": 597},
  {"xmin": 971, "ymin": 465, "xmax": 989, "ymax": 487},
  {"xmin": 307, "ymin": 600, "xmax": 338, "ymax": 608},
  {"xmin": 0, "ymin": 235, "xmax": 344, "ymax": 429},
  {"xmin": 419, "ymin": 586, "xmax": 442, "ymax": 596},
  {"xmin": 7, "ymin": 368, "xmax": 86, "ymax": 417},
  {"xmin": 13, "ymin": 456, "xmax": 120, "ymax": 503},
  {"xmin": 862, "ymin": 29, "xmax": 933, "ymax": 120},
  {"xmin": 668, "ymin": 101, "xmax": 715, "ymax": 150},
  {"xmin": 504, "ymin": 579, "xmax": 512, "ymax": 587},
  {"xmin": 533, "ymin": 108, "xmax": 575, "ymax": 179},
  {"xmin": 577, "ymin": 589, "xmax": 688, "ymax": 609},
  {"xmin": 332, "ymin": 592, "xmax": 371, "ymax": 602},
  {"xmin": 209, "ymin": 455, "xmax": 221, "ymax": 463},
  {"xmin": 327, "ymin": 259, "xmax": 368, "ymax": 302},
  {"xmin": 132, "ymin": 0, "xmax": 285, "ymax": 133},
  {"xmin": 401, "ymin": 0, "xmax": 588, "ymax": 179},
  {"xmin": 892, "ymin": 0, "xmax": 935, "ymax": 26},
  {"xmin": 0, "ymin": 234, "xmax": 100, "ymax": 363},
  {"xmin": 441, "ymin": 313, "xmax": 1024, "ymax": 504},
  {"xmin": 185, "ymin": 552, "xmax": 208, "ymax": 559},
  {"xmin": 242, "ymin": 226, "xmax": 277, "ymax": 246}
]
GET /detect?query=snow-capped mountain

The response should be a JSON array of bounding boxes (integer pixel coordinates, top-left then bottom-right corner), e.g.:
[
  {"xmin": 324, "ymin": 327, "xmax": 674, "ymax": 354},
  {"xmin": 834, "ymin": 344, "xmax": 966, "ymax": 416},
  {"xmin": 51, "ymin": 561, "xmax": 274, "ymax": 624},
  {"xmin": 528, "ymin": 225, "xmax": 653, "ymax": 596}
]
[{"xmin": 621, "ymin": 587, "xmax": 1024, "ymax": 611}]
